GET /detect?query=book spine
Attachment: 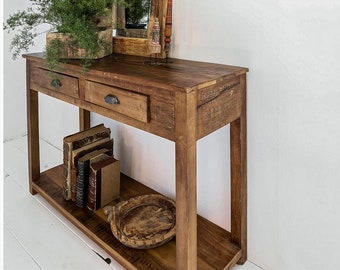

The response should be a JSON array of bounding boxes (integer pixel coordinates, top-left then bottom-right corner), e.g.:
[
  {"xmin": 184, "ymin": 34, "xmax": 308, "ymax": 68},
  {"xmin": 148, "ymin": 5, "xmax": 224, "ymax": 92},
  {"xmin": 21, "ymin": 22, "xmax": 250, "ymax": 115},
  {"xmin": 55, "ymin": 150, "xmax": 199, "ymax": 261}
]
[
  {"xmin": 62, "ymin": 141, "xmax": 72, "ymax": 200},
  {"xmin": 87, "ymin": 168, "xmax": 101, "ymax": 211},
  {"xmin": 95, "ymin": 170, "xmax": 102, "ymax": 210},
  {"xmin": 76, "ymin": 161, "xmax": 88, "ymax": 208},
  {"xmin": 72, "ymin": 130, "xmax": 111, "ymax": 149},
  {"xmin": 71, "ymin": 139, "xmax": 113, "ymax": 201},
  {"xmin": 71, "ymin": 167, "xmax": 77, "ymax": 201},
  {"xmin": 87, "ymin": 168, "xmax": 96, "ymax": 211}
]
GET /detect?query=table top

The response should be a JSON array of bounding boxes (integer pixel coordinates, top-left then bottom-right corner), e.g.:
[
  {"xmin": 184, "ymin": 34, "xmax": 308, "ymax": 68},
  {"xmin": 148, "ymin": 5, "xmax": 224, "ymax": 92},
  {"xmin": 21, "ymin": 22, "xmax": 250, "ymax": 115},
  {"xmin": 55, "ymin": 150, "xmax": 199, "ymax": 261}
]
[{"xmin": 23, "ymin": 53, "xmax": 248, "ymax": 93}]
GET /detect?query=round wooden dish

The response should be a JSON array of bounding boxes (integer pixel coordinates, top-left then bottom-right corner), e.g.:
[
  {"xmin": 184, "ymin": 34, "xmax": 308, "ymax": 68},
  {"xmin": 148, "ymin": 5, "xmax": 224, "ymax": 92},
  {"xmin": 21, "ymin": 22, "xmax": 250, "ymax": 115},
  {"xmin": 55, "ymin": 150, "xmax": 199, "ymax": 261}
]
[{"xmin": 104, "ymin": 194, "xmax": 176, "ymax": 249}]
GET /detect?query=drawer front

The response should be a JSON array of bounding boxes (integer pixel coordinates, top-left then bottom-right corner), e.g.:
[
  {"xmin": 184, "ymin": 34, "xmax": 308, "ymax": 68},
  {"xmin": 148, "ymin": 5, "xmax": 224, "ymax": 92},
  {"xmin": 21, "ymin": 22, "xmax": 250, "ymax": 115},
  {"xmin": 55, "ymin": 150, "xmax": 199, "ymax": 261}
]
[
  {"xmin": 30, "ymin": 67, "xmax": 79, "ymax": 98},
  {"xmin": 85, "ymin": 81, "xmax": 149, "ymax": 123},
  {"xmin": 197, "ymin": 78, "xmax": 242, "ymax": 139},
  {"xmin": 197, "ymin": 77, "xmax": 240, "ymax": 106}
]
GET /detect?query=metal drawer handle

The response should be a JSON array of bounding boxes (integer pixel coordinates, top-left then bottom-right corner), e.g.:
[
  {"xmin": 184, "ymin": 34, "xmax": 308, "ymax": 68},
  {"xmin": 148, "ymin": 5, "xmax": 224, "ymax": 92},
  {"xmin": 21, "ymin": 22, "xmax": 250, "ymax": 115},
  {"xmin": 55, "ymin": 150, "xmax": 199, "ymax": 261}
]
[
  {"xmin": 50, "ymin": 78, "xmax": 62, "ymax": 88},
  {"xmin": 104, "ymin": 94, "xmax": 120, "ymax": 105}
]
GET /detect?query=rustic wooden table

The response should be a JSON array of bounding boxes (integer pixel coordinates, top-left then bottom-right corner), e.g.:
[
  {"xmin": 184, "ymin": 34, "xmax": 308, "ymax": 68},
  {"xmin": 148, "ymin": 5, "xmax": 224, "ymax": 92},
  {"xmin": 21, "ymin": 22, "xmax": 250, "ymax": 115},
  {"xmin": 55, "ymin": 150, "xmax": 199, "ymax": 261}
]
[{"xmin": 24, "ymin": 53, "xmax": 248, "ymax": 270}]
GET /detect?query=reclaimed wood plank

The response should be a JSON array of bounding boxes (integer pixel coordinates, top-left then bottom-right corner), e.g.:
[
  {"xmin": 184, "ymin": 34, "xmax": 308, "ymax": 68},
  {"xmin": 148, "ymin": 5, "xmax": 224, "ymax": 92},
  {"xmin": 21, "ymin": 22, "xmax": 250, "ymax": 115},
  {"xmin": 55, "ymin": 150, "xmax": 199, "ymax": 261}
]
[
  {"xmin": 230, "ymin": 74, "xmax": 247, "ymax": 263},
  {"xmin": 33, "ymin": 165, "xmax": 241, "ymax": 270}
]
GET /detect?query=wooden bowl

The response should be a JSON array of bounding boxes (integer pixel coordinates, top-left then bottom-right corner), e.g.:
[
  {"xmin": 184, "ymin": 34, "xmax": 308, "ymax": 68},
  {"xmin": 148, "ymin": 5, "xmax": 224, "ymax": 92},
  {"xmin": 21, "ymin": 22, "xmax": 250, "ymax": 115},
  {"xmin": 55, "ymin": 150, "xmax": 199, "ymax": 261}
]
[{"xmin": 104, "ymin": 194, "xmax": 176, "ymax": 249}]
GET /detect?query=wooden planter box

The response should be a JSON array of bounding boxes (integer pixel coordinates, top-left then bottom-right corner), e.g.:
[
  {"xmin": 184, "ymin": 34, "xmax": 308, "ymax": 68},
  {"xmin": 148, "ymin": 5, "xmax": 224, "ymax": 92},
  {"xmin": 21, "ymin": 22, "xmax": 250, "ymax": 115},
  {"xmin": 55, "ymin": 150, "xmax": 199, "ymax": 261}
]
[{"xmin": 46, "ymin": 28, "xmax": 113, "ymax": 59}]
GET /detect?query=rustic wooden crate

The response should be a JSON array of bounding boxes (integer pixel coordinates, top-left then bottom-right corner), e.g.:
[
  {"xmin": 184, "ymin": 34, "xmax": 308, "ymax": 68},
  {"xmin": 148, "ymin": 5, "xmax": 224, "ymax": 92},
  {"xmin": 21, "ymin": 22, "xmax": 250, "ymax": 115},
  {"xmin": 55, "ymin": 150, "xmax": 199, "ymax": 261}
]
[{"xmin": 46, "ymin": 28, "xmax": 113, "ymax": 59}]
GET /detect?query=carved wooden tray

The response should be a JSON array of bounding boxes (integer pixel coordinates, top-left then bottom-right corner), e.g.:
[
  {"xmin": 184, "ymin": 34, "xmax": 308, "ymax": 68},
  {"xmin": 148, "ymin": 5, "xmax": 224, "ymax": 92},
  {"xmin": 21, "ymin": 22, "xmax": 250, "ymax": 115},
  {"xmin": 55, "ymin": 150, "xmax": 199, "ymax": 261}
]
[{"xmin": 104, "ymin": 194, "xmax": 176, "ymax": 249}]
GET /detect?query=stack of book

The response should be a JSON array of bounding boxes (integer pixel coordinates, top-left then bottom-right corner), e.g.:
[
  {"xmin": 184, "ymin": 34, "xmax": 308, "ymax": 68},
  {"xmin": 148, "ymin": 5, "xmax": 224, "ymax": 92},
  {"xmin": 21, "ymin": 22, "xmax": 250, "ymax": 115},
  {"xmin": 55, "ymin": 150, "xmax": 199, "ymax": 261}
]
[{"xmin": 63, "ymin": 124, "xmax": 120, "ymax": 211}]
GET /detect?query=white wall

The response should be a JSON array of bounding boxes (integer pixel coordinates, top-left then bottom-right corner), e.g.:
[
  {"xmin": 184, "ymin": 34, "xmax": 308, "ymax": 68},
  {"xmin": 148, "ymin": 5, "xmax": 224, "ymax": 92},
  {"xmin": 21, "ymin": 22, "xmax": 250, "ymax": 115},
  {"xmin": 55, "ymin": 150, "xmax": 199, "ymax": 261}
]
[
  {"xmin": 4, "ymin": 0, "xmax": 340, "ymax": 269},
  {"xmin": 4, "ymin": 1, "xmax": 29, "ymax": 141}
]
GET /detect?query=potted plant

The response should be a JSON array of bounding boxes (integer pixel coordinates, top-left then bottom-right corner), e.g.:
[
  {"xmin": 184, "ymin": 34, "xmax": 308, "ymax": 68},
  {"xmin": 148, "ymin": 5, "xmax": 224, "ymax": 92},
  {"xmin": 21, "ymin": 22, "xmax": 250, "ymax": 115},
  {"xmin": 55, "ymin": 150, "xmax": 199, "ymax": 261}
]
[{"xmin": 4, "ymin": 0, "xmax": 126, "ymax": 70}]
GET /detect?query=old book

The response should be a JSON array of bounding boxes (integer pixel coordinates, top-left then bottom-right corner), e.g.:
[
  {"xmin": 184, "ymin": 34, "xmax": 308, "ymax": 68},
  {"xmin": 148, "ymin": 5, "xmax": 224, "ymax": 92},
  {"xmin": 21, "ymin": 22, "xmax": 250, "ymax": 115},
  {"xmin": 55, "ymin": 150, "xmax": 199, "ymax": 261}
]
[
  {"xmin": 75, "ymin": 149, "xmax": 110, "ymax": 208},
  {"xmin": 70, "ymin": 138, "xmax": 113, "ymax": 201},
  {"xmin": 87, "ymin": 156, "xmax": 120, "ymax": 211},
  {"xmin": 63, "ymin": 124, "xmax": 110, "ymax": 200}
]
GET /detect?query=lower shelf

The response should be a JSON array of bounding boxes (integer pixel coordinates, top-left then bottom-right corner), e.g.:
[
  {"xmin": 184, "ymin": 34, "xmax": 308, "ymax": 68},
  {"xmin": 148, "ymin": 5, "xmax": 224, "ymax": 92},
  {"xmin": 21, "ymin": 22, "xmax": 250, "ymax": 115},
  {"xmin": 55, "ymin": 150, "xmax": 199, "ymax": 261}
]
[{"xmin": 32, "ymin": 165, "xmax": 241, "ymax": 270}]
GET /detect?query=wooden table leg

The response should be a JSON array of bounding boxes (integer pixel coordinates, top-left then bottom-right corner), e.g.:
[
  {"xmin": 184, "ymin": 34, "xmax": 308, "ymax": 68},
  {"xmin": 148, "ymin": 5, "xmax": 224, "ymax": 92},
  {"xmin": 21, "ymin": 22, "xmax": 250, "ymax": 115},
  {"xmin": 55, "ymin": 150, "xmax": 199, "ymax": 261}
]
[
  {"xmin": 175, "ymin": 91, "xmax": 198, "ymax": 270},
  {"xmin": 27, "ymin": 88, "xmax": 40, "ymax": 195},
  {"xmin": 79, "ymin": 108, "xmax": 90, "ymax": 131},
  {"xmin": 230, "ymin": 74, "xmax": 247, "ymax": 263}
]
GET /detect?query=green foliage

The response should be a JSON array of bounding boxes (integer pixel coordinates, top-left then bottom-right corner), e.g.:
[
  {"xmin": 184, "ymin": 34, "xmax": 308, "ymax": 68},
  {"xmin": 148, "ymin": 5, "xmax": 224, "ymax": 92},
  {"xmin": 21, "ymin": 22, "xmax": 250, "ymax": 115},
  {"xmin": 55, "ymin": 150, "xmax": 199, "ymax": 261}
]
[
  {"xmin": 4, "ymin": 0, "xmax": 126, "ymax": 69},
  {"xmin": 45, "ymin": 38, "xmax": 65, "ymax": 71}
]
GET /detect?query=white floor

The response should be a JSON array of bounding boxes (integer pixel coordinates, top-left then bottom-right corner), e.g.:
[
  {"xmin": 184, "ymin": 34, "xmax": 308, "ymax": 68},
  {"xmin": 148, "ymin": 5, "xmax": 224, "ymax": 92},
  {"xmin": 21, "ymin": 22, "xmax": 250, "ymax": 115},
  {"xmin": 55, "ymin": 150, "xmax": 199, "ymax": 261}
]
[{"xmin": 3, "ymin": 135, "xmax": 262, "ymax": 270}]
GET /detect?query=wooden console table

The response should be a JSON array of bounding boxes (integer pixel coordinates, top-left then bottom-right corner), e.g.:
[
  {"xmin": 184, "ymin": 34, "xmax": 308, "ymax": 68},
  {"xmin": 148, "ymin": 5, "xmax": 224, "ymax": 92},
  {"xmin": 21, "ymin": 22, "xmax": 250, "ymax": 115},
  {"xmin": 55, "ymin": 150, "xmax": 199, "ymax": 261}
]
[{"xmin": 24, "ymin": 53, "xmax": 248, "ymax": 270}]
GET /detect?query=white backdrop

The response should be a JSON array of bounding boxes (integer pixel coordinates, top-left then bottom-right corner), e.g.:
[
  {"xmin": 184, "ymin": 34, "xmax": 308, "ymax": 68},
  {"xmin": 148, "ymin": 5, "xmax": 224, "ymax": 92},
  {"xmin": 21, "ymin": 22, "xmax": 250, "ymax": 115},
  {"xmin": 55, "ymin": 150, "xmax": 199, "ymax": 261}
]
[{"xmin": 4, "ymin": 1, "xmax": 340, "ymax": 269}]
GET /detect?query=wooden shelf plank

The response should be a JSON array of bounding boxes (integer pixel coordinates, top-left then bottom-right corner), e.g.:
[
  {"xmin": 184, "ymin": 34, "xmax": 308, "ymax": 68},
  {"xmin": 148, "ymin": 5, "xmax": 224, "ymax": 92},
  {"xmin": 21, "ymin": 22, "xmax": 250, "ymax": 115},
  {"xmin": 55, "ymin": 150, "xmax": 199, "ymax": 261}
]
[{"xmin": 32, "ymin": 165, "xmax": 240, "ymax": 270}]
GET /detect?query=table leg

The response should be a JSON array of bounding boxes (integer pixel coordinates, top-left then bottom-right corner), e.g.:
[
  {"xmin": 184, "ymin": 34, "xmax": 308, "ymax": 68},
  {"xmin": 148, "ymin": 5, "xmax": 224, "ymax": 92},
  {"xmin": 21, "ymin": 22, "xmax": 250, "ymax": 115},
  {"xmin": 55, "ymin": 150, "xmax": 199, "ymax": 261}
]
[
  {"xmin": 230, "ymin": 74, "xmax": 247, "ymax": 263},
  {"xmin": 79, "ymin": 108, "xmax": 90, "ymax": 131},
  {"xmin": 175, "ymin": 91, "xmax": 198, "ymax": 270},
  {"xmin": 27, "ymin": 88, "xmax": 40, "ymax": 195}
]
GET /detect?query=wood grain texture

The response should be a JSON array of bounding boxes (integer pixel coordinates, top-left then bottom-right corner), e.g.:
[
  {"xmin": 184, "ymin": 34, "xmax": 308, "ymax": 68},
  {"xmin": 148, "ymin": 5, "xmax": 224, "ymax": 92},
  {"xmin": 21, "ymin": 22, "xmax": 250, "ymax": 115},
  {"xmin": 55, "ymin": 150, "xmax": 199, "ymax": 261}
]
[
  {"xmin": 30, "ymin": 66, "xmax": 79, "ymax": 98},
  {"xmin": 46, "ymin": 29, "xmax": 113, "ymax": 59},
  {"xmin": 84, "ymin": 80, "xmax": 149, "ymax": 123},
  {"xmin": 197, "ymin": 77, "xmax": 242, "ymax": 139},
  {"xmin": 113, "ymin": 37, "xmax": 150, "ymax": 57},
  {"xmin": 24, "ymin": 53, "xmax": 248, "ymax": 92},
  {"xmin": 175, "ymin": 91, "xmax": 198, "ymax": 270},
  {"xmin": 33, "ymin": 165, "xmax": 241, "ymax": 270},
  {"xmin": 104, "ymin": 194, "xmax": 176, "ymax": 249},
  {"xmin": 113, "ymin": 0, "xmax": 168, "ymax": 58},
  {"xmin": 26, "ymin": 61, "xmax": 40, "ymax": 195},
  {"xmin": 79, "ymin": 80, "xmax": 91, "ymax": 136},
  {"xmin": 24, "ymin": 52, "xmax": 248, "ymax": 269},
  {"xmin": 230, "ymin": 74, "xmax": 247, "ymax": 263},
  {"xmin": 79, "ymin": 108, "xmax": 90, "ymax": 131}
]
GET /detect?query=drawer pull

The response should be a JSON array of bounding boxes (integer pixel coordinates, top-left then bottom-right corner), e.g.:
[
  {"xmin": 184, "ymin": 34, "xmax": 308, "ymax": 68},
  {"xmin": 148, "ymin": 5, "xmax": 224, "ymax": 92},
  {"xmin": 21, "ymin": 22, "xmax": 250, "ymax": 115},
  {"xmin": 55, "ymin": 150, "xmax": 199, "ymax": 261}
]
[
  {"xmin": 50, "ymin": 78, "xmax": 62, "ymax": 88},
  {"xmin": 104, "ymin": 94, "xmax": 120, "ymax": 105}
]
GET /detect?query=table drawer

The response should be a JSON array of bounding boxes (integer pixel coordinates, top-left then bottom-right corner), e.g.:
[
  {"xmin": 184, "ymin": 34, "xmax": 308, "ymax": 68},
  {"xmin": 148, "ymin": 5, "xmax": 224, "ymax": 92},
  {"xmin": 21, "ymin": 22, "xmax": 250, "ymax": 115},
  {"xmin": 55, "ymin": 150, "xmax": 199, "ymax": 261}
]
[
  {"xmin": 84, "ymin": 81, "xmax": 149, "ymax": 123},
  {"xmin": 30, "ymin": 67, "xmax": 79, "ymax": 98},
  {"xmin": 197, "ymin": 78, "xmax": 242, "ymax": 138}
]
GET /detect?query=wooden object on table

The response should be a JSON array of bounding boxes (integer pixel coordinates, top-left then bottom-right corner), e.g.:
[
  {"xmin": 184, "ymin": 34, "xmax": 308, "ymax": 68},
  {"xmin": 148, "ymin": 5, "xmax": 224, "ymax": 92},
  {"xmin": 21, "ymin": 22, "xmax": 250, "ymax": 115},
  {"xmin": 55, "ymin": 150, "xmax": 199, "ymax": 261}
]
[
  {"xmin": 46, "ymin": 4, "xmax": 116, "ymax": 60},
  {"xmin": 113, "ymin": 0, "xmax": 168, "ymax": 58},
  {"xmin": 149, "ymin": 17, "xmax": 161, "ymax": 54},
  {"xmin": 46, "ymin": 28, "xmax": 113, "ymax": 59},
  {"xmin": 113, "ymin": 36, "xmax": 150, "ymax": 57},
  {"xmin": 164, "ymin": 0, "xmax": 172, "ymax": 58},
  {"xmin": 24, "ymin": 52, "xmax": 248, "ymax": 270}
]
